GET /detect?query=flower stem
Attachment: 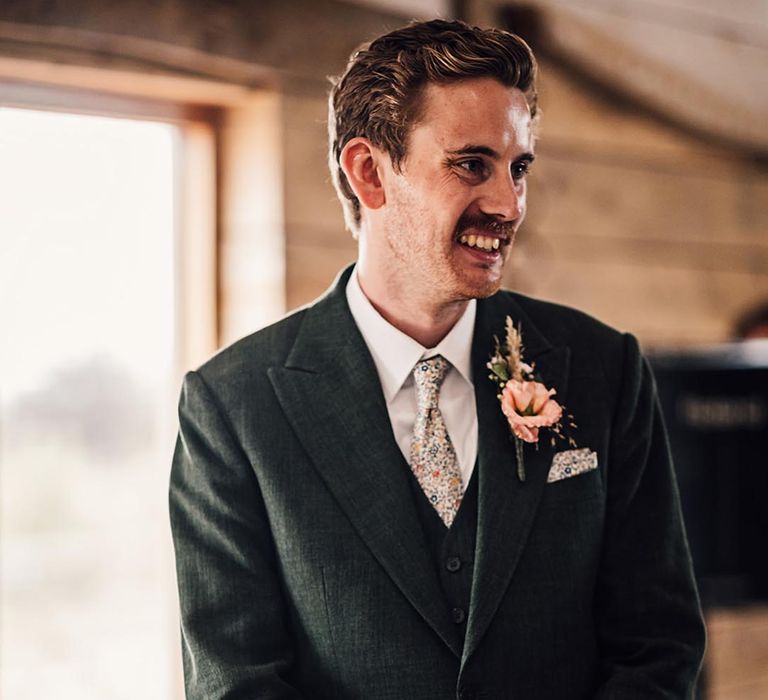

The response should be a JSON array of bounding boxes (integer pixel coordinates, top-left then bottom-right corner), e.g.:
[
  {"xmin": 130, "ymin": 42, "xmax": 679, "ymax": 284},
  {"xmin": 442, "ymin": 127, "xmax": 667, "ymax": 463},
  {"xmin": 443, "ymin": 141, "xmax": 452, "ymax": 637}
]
[{"xmin": 514, "ymin": 437, "xmax": 525, "ymax": 482}]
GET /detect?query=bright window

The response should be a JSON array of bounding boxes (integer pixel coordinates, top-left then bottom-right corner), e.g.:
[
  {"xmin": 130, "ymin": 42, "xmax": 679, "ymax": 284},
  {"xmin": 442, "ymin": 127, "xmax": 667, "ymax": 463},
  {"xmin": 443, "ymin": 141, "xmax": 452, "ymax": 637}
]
[{"xmin": 0, "ymin": 107, "xmax": 178, "ymax": 698}]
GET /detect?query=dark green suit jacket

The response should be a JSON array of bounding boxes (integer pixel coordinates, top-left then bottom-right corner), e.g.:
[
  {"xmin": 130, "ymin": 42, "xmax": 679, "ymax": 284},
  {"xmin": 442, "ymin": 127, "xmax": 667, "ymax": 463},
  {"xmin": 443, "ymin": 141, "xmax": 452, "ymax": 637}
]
[{"xmin": 170, "ymin": 266, "xmax": 705, "ymax": 699}]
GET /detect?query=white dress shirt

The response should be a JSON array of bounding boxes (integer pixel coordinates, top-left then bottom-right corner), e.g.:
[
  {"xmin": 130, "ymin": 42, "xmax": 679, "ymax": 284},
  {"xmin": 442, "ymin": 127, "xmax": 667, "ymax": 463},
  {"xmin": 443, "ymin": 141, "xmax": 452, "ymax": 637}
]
[{"xmin": 346, "ymin": 269, "xmax": 479, "ymax": 489}]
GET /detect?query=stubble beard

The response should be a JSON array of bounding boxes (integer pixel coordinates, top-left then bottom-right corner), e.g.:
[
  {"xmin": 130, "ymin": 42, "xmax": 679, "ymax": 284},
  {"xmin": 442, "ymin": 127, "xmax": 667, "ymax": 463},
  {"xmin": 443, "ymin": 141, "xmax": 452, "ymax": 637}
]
[
  {"xmin": 382, "ymin": 189, "xmax": 517, "ymax": 305},
  {"xmin": 453, "ymin": 251, "xmax": 508, "ymax": 300},
  {"xmin": 383, "ymin": 221, "xmax": 514, "ymax": 306}
]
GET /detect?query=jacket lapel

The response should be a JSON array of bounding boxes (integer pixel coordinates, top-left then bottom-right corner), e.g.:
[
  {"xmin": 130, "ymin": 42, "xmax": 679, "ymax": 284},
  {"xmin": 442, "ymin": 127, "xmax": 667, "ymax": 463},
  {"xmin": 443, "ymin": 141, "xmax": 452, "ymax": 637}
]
[
  {"xmin": 463, "ymin": 294, "xmax": 571, "ymax": 664},
  {"xmin": 268, "ymin": 267, "xmax": 462, "ymax": 658}
]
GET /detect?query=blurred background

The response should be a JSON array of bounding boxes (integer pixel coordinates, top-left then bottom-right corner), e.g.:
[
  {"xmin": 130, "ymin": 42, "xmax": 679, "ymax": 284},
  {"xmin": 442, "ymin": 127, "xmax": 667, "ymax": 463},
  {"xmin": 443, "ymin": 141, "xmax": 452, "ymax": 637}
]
[{"xmin": 0, "ymin": 0, "xmax": 765, "ymax": 698}]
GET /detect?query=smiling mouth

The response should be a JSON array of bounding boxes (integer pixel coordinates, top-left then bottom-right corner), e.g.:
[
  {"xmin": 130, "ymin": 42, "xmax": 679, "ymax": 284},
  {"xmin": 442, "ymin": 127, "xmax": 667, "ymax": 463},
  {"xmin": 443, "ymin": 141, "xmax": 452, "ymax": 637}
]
[{"xmin": 458, "ymin": 233, "xmax": 506, "ymax": 252}]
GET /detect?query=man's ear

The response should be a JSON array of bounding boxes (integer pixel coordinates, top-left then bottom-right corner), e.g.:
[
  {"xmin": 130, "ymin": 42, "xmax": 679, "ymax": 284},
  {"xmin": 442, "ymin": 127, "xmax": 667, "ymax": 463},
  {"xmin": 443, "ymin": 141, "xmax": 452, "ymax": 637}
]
[{"xmin": 339, "ymin": 138, "xmax": 386, "ymax": 211}]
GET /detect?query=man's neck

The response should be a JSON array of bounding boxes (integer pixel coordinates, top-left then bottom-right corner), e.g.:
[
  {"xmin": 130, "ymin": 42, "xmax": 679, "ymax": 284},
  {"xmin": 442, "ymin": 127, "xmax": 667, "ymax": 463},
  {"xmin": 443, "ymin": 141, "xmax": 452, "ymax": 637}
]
[{"xmin": 356, "ymin": 268, "xmax": 468, "ymax": 349}]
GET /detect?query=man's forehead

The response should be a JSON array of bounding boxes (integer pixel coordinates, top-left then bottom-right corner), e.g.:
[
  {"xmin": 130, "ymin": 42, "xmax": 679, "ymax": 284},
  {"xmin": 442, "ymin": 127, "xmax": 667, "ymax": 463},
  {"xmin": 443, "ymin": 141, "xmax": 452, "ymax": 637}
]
[{"xmin": 412, "ymin": 78, "xmax": 533, "ymax": 154}]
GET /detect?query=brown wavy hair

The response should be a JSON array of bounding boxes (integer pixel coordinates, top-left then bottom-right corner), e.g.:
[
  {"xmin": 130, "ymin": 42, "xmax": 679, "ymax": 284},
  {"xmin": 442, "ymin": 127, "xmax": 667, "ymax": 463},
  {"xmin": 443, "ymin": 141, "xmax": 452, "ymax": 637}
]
[{"xmin": 328, "ymin": 19, "xmax": 538, "ymax": 235}]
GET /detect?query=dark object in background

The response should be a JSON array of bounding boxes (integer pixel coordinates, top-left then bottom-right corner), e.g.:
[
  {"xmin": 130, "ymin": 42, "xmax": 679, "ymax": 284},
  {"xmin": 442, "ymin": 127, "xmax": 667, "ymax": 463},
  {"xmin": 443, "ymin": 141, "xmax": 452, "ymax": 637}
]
[
  {"xmin": 649, "ymin": 342, "xmax": 768, "ymax": 607},
  {"xmin": 733, "ymin": 302, "xmax": 768, "ymax": 340}
]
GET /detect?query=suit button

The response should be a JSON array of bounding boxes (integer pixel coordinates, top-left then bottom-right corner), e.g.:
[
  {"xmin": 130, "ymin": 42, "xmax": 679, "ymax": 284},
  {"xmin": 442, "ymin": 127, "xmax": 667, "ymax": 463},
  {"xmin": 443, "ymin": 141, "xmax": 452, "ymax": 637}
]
[
  {"xmin": 451, "ymin": 607, "xmax": 466, "ymax": 624},
  {"xmin": 446, "ymin": 556, "xmax": 462, "ymax": 572}
]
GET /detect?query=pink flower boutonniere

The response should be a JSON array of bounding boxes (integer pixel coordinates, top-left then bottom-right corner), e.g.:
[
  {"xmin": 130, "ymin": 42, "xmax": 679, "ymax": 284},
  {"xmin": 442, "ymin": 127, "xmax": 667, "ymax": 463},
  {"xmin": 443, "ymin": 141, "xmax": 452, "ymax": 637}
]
[{"xmin": 488, "ymin": 317, "xmax": 576, "ymax": 481}]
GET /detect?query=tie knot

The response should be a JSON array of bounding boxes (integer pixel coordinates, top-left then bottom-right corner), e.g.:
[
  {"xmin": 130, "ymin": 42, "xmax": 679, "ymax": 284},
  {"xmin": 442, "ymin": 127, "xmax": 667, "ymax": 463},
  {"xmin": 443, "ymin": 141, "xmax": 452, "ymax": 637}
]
[{"xmin": 413, "ymin": 355, "xmax": 450, "ymax": 408}]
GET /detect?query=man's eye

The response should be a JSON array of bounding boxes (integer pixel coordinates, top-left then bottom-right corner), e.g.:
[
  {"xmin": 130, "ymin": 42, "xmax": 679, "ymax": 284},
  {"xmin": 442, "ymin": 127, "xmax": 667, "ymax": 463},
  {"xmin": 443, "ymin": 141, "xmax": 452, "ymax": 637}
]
[
  {"xmin": 454, "ymin": 159, "xmax": 488, "ymax": 180},
  {"xmin": 512, "ymin": 161, "xmax": 532, "ymax": 181},
  {"xmin": 458, "ymin": 159, "xmax": 481, "ymax": 173}
]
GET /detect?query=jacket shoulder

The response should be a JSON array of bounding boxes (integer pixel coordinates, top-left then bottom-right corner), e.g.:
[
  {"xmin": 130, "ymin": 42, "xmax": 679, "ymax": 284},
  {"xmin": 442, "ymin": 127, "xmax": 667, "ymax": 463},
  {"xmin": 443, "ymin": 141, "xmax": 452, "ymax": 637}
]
[
  {"xmin": 494, "ymin": 290, "xmax": 639, "ymax": 393},
  {"xmin": 192, "ymin": 307, "xmax": 308, "ymax": 394},
  {"xmin": 501, "ymin": 290, "xmax": 627, "ymax": 348}
]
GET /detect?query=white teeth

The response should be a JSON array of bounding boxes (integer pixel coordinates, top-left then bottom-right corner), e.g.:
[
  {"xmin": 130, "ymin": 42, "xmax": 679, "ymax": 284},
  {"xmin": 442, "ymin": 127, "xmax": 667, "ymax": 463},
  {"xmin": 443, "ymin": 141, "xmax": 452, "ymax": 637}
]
[
  {"xmin": 493, "ymin": 238, "xmax": 500, "ymax": 250},
  {"xmin": 467, "ymin": 234, "xmax": 477, "ymax": 247},
  {"xmin": 460, "ymin": 235, "xmax": 467, "ymax": 244}
]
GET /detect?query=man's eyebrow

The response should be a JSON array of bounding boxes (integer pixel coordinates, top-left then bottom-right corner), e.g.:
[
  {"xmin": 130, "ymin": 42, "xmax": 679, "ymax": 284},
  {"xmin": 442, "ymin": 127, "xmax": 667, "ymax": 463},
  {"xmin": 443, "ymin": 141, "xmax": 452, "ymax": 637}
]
[
  {"xmin": 446, "ymin": 144, "xmax": 499, "ymax": 158},
  {"xmin": 445, "ymin": 145, "xmax": 535, "ymax": 162}
]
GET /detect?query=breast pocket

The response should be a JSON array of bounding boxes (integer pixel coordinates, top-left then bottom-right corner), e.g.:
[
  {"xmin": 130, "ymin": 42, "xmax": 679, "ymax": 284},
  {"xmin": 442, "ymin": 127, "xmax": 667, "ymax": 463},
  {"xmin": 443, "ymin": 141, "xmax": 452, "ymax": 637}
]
[{"xmin": 544, "ymin": 456, "xmax": 604, "ymax": 506}]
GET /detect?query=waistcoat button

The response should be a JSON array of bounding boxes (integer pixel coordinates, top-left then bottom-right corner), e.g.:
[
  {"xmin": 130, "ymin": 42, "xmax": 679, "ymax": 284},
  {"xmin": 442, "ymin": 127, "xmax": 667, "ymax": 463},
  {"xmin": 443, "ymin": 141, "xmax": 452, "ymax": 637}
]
[
  {"xmin": 451, "ymin": 607, "xmax": 466, "ymax": 624},
  {"xmin": 446, "ymin": 556, "xmax": 462, "ymax": 572}
]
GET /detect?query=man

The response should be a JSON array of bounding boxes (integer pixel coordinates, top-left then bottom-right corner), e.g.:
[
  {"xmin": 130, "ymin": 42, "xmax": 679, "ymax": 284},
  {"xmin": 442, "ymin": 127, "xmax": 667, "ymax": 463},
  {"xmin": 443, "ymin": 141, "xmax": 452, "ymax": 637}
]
[{"xmin": 170, "ymin": 19, "xmax": 705, "ymax": 699}]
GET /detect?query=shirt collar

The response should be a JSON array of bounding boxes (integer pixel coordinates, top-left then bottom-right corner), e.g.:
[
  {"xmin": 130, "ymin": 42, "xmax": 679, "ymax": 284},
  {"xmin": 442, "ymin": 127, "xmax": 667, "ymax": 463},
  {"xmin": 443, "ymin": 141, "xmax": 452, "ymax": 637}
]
[{"xmin": 346, "ymin": 267, "xmax": 476, "ymax": 403}]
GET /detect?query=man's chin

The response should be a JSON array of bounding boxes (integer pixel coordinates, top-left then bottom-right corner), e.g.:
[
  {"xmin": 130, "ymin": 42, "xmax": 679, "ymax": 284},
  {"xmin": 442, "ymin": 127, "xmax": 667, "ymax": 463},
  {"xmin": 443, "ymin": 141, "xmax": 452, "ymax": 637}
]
[
  {"xmin": 469, "ymin": 282, "xmax": 503, "ymax": 300},
  {"xmin": 453, "ymin": 251, "xmax": 509, "ymax": 299},
  {"xmin": 453, "ymin": 274, "xmax": 503, "ymax": 301}
]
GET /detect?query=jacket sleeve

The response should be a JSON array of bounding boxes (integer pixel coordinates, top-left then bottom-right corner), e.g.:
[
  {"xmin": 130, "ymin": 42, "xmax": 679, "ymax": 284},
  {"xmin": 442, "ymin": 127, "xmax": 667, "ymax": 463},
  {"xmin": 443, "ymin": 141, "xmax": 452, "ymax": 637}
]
[
  {"xmin": 169, "ymin": 370, "xmax": 305, "ymax": 700},
  {"xmin": 593, "ymin": 333, "xmax": 706, "ymax": 699}
]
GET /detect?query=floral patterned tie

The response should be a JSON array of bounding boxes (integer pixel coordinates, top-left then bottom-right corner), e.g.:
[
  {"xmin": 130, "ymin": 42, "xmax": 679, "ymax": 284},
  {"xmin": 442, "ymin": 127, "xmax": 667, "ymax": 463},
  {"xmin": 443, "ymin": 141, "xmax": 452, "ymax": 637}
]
[{"xmin": 409, "ymin": 355, "xmax": 463, "ymax": 527}]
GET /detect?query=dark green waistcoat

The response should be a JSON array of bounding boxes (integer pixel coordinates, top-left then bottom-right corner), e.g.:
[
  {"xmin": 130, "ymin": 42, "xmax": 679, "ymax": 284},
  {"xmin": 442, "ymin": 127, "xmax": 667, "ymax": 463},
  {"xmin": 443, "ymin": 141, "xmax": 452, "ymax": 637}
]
[{"xmin": 406, "ymin": 465, "xmax": 479, "ymax": 652}]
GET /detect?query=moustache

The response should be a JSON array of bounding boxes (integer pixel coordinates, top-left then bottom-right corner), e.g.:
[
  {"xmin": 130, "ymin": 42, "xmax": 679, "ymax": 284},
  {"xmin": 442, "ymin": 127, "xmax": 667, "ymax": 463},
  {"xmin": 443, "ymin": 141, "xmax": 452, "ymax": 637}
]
[{"xmin": 455, "ymin": 213, "xmax": 516, "ymax": 239}]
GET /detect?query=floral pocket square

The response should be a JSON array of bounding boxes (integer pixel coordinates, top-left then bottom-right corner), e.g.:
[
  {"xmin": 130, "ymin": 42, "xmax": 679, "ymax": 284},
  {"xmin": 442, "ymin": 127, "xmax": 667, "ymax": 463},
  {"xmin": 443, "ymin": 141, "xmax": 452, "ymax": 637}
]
[{"xmin": 547, "ymin": 448, "xmax": 598, "ymax": 483}]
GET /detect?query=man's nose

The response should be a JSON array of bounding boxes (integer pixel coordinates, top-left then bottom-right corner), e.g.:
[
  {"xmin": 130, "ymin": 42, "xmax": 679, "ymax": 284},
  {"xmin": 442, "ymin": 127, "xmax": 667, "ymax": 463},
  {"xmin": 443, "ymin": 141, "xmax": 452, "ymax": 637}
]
[{"xmin": 477, "ymin": 173, "xmax": 524, "ymax": 222}]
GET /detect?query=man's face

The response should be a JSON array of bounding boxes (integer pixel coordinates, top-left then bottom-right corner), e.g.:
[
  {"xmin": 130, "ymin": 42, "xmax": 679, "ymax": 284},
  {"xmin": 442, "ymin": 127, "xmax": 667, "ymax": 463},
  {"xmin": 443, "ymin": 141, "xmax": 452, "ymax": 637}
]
[{"xmin": 375, "ymin": 78, "xmax": 534, "ymax": 304}]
